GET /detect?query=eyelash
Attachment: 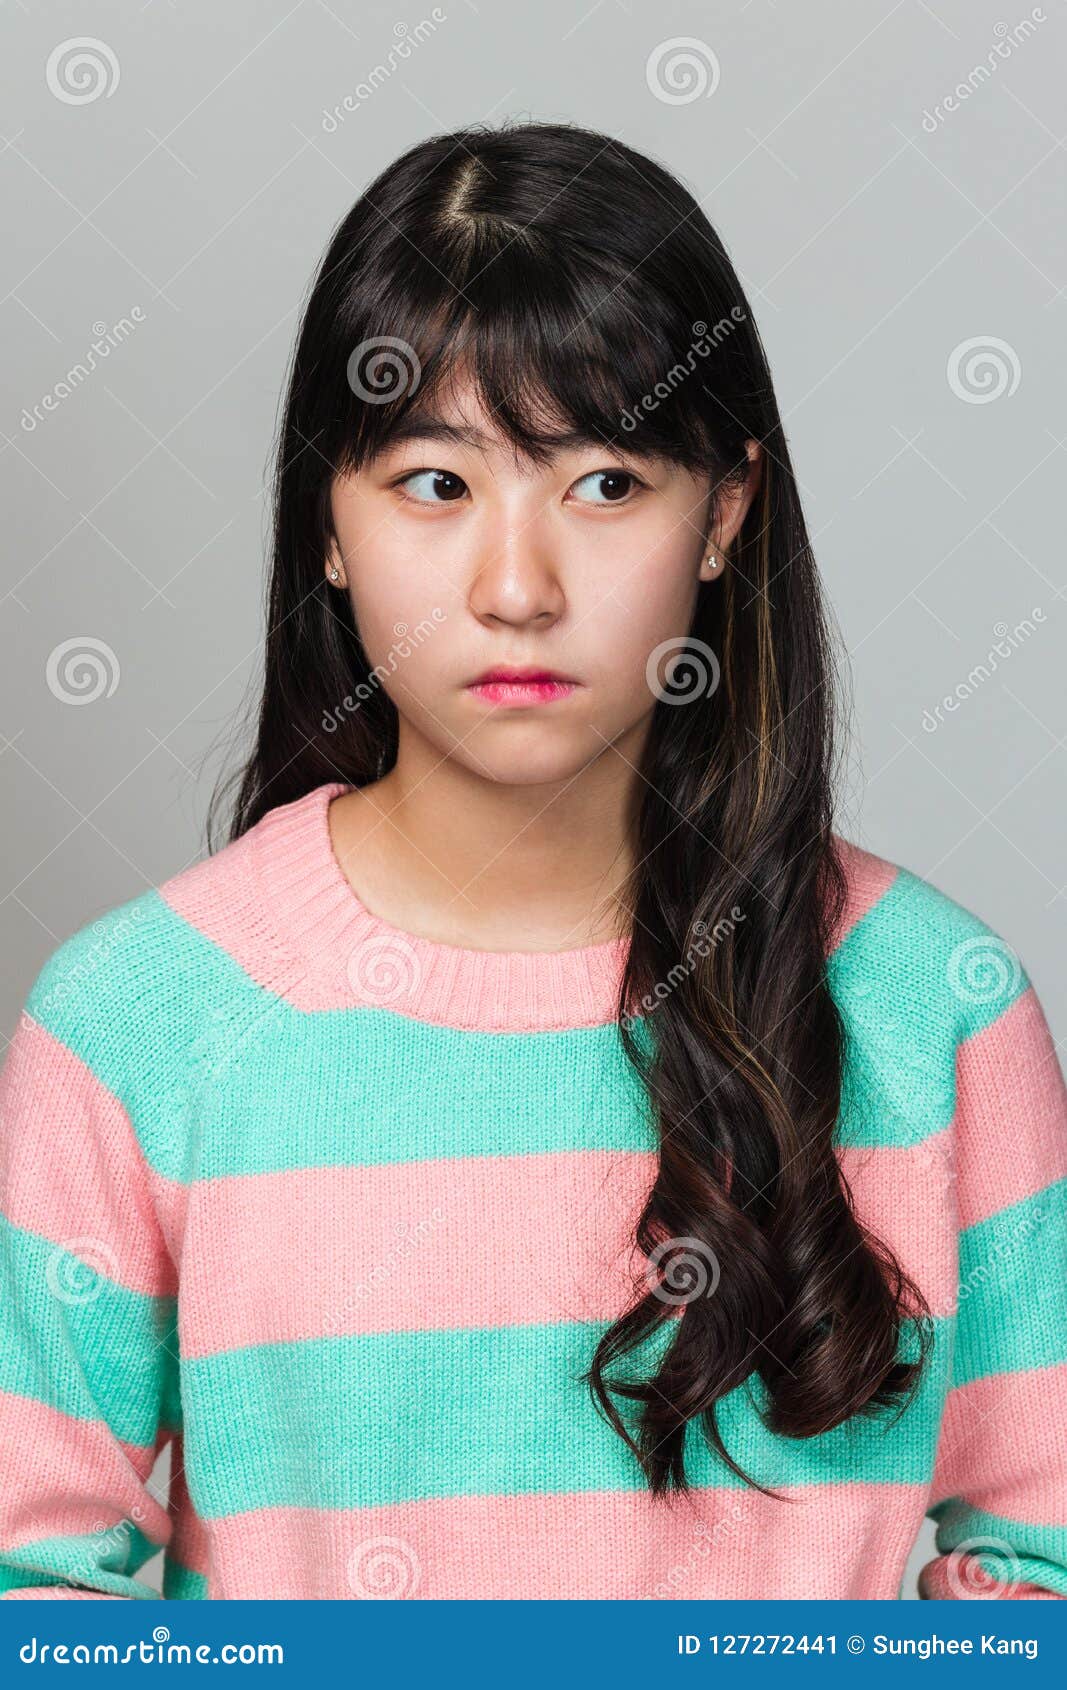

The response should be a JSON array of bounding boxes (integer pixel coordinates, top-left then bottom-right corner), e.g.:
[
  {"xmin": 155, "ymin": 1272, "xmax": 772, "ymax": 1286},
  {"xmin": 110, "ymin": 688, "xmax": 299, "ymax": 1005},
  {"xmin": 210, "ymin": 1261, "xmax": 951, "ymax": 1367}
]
[{"xmin": 390, "ymin": 467, "xmax": 650, "ymax": 507}]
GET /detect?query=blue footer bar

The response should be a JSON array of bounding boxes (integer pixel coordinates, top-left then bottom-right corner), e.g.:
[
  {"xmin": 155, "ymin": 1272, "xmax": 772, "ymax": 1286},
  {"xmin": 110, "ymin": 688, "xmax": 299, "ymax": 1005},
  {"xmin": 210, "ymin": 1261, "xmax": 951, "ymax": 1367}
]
[{"xmin": 2, "ymin": 1599, "xmax": 1063, "ymax": 1685}]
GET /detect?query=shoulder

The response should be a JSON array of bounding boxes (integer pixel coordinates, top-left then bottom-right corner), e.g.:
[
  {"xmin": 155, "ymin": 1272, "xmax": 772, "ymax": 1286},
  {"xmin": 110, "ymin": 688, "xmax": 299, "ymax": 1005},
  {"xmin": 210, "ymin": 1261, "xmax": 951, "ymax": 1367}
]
[
  {"xmin": 828, "ymin": 832, "xmax": 1032, "ymax": 1044},
  {"xmin": 17, "ymin": 818, "xmax": 282, "ymax": 1178},
  {"xmin": 23, "ymin": 780, "xmax": 344, "ymax": 1059},
  {"xmin": 24, "ymin": 884, "xmax": 192, "ymax": 1039},
  {"xmin": 25, "ymin": 806, "xmax": 266, "ymax": 1029},
  {"xmin": 826, "ymin": 835, "xmax": 1042, "ymax": 1161}
]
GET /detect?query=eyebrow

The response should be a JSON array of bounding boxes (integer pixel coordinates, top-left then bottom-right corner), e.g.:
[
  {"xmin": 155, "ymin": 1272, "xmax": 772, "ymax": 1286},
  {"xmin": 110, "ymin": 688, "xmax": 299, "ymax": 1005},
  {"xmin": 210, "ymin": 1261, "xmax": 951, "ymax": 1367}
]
[{"xmin": 377, "ymin": 414, "xmax": 641, "ymax": 459}]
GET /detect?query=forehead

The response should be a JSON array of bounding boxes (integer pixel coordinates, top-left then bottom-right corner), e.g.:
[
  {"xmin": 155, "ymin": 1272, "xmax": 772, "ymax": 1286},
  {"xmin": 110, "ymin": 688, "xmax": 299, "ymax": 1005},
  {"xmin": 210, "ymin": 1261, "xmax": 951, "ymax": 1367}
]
[
  {"xmin": 384, "ymin": 371, "xmax": 570, "ymax": 453},
  {"xmin": 372, "ymin": 381, "xmax": 674, "ymax": 471}
]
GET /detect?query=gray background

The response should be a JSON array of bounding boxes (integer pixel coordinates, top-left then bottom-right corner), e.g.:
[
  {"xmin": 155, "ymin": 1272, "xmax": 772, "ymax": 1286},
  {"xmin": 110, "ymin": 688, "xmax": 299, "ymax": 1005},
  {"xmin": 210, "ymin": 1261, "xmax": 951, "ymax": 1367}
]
[{"xmin": 2, "ymin": 0, "xmax": 1064, "ymax": 1601}]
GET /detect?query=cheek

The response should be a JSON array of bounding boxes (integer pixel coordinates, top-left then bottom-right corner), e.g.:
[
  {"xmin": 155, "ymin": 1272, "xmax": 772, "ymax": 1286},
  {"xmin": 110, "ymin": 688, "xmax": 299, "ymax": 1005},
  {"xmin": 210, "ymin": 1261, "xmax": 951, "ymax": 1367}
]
[
  {"xmin": 578, "ymin": 544, "xmax": 701, "ymax": 684},
  {"xmin": 345, "ymin": 534, "xmax": 462, "ymax": 661}
]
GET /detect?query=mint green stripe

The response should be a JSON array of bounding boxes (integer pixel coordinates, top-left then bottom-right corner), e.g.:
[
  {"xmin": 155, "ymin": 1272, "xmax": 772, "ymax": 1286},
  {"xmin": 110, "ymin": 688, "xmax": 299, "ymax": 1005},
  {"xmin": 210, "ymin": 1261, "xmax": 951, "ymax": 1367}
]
[
  {"xmin": 163, "ymin": 1556, "xmax": 208, "ymax": 1599},
  {"xmin": 177, "ymin": 1008, "xmax": 659, "ymax": 1180},
  {"xmin": 0, "ymin": 1215, "xmax": 177, "ymax": 1447},
  {"xmin": 0, "ymin": 1524, "xmax": 161, "ymax": 1598},
  {"xmin": 27, "ymin": 881, "xmax": 989, "ymax": 1184},
  {"xmin": 884, "ymin": 867, "xmax": 1030, "ymax": 1042},
  {"xmin": 160, "ymin": 1348, "xmax": 183, "ymax": 1436},
  {"xmin": 828, "ymin": 866, "xmax": 1029, "ymax": 1150},
  {"xmin": 26, "ymin": 891, "xmax": 661, "ymax": 1180},
  {"xmin": 27, "ymin": 866, "xmax": 1024, "ymax": 1181},
  {"xmin": 953, "ymin": 1178, "xmax": 1067, "ymax": 1386},
  {"xmin": 183, "ymin": 1313, "xmax": 950, "ymax": 1518},
  {"xmin": 928, "ymin": 1498, "xmax": 1067, "ymax": 1597},
  {"xmin": 25, "ymin": 891, "xmax": 259, "ymax": 1184}
]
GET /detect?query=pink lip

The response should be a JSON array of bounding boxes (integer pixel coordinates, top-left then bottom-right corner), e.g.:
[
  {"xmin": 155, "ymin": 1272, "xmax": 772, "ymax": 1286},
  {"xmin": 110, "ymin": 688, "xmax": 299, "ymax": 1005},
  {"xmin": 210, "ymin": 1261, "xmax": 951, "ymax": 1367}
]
[{"xmin": 467, "ymin": 677, "xmax": 578, "ymax": 707}]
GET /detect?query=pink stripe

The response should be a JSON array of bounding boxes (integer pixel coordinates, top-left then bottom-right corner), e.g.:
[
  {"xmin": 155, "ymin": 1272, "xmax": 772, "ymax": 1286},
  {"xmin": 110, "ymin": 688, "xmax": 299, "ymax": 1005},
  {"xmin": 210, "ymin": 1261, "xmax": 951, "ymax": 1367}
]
[
  {"xmin": 157, "ymin": 829, "xmax": 273, "ymax": 993},
  {"xmin": 180, "ymin": 1138, "xmax": 955, "ymax": 1356},
  {"xmin": 837, "ymin": 1129, "xmax": 958, "ymax": 1318},
  {"xmin": 180, "ymin": 1149, "xmax": 656, "ymax": 1356},
  {"xmin": 202, "ymin": 1481, "xmax": 926, "ymax": 1599},
  {"xmin": 0, "ymin": 1391, "xmax": 169, "ymax": 1551},
  {"xmin": 829, "ymin": 837, "xmax": 899, "ymax": 951},
  {"xmin": 930, "ymin": 1363, "xmax": 1067, "ymax": 1524},
  {"xmin": 0, "ymin": 1015, "xmax": 183, "ymax": 1297},
  {"xmin": 954, "ymin": 986, "xmax": 1067, "ymax": 1229}
]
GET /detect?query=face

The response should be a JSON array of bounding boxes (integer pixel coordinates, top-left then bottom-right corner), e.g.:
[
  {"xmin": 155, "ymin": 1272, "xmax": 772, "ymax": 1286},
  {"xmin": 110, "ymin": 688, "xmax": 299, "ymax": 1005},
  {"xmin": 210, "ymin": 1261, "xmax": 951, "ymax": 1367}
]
[{"xmin": 326, "ymin": 372, "xmax": 759, "ymax": 788}]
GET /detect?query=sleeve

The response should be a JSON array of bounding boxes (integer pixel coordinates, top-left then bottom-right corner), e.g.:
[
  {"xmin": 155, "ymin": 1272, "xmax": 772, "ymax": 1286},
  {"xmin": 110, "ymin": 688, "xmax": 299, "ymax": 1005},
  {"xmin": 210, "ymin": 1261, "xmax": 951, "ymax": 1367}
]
[
  {"xmin": 0, "ymin": 977, "xmax": 180, "ymax": 1600},
  {"xmin": 919, "ymin": 968, "xmax": 1067, "ymax": 1599}
]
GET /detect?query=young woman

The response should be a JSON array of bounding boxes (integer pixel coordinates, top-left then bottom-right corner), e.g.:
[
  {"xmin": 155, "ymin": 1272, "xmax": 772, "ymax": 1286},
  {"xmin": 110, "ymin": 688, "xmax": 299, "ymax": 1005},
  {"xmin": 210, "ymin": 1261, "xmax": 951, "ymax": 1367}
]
[{"xmin": 1, "ymin": 121, "xmax": 1064, "ymax": 1602}]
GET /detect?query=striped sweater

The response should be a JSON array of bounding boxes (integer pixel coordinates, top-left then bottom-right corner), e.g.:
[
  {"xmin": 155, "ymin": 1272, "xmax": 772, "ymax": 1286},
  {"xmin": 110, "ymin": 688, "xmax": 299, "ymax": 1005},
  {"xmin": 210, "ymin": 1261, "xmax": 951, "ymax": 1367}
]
[{"xmin": 1, "ymin": 779, "xmax": 1065, "ymax": 1601}]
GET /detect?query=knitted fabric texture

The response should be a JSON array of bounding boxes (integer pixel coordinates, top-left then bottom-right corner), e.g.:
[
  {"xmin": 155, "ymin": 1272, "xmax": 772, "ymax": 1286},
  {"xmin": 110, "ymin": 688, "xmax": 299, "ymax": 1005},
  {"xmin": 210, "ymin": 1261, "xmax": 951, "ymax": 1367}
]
[{"xmin": 1, "ymin": 781, "xmax": 1064, "ymax": 1600}]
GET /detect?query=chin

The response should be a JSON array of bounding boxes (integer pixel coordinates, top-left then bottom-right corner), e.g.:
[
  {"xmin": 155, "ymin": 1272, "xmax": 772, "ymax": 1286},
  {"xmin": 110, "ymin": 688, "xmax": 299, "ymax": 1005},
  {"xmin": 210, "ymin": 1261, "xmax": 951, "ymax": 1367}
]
[{"xmin": 451, "ymin": 736, "xmax": 607, "ymax": 789}]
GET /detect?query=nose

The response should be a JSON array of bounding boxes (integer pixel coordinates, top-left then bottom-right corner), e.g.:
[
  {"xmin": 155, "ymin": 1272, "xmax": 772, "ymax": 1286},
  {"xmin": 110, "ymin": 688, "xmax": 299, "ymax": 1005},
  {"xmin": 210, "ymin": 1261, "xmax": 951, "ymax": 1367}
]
[{"xmin": 467, "ymin": 511, "xmax": 566, "ymax": 630}]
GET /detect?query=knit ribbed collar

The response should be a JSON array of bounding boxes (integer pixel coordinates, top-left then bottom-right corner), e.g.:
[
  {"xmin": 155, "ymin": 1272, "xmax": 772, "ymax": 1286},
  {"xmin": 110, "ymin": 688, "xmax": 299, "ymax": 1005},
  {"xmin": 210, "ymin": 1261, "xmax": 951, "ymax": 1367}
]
[{"xmin": 251, "ymin": 780, "xmax": 633, "ymax": 1033}]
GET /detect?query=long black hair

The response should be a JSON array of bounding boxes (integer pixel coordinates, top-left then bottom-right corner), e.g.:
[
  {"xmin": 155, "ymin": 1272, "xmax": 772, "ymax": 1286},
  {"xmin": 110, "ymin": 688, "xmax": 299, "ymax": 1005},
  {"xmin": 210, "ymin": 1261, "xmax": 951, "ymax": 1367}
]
[{"xmin": 210, "ymin": 120, "xmax": 932, "ymax": 1497}]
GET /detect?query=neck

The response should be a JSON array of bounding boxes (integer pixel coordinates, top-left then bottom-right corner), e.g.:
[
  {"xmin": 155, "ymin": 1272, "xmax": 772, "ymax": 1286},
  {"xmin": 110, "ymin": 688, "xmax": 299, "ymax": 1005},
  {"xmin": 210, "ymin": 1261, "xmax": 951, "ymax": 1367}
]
[{"xmin": 329, "ymin": 724, "xmax": 647, "ymax": 953}]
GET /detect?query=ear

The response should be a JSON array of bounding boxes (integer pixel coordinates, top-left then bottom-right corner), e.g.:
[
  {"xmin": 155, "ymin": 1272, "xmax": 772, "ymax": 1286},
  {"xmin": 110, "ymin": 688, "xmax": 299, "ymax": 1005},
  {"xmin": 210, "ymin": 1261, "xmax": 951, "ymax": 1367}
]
[{"xmin": 710, "ymin": 439, "xmax": 763, "ymax": 557}]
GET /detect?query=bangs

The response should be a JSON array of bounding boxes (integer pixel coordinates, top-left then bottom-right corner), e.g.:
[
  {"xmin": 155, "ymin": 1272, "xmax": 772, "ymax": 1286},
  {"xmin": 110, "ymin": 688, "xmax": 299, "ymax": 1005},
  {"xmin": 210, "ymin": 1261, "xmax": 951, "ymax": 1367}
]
[{"xmin": 333, "ymin": 226, "xmax": 732, "ymax": 479}]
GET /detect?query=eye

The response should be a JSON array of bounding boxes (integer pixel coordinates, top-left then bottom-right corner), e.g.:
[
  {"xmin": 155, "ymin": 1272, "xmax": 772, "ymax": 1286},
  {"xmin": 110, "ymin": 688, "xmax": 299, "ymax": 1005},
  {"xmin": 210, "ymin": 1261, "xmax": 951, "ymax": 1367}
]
[
  {"xmin": 396, "ymin": 469, "xmax": 469, "ymax": 504},
  {"xmin": 569, "ymin": 469, "xmax": 645, "ymax": 505}
]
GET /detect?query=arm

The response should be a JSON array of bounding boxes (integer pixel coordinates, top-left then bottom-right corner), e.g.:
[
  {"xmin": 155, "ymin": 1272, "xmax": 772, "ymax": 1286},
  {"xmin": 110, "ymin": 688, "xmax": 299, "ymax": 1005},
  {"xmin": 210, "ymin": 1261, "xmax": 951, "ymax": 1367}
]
[
  {"xmin": 920, "ymin": 971, "xmax": 1067, "ymax": 1599},
  {"xmin": 0, "ymin": 971, "xmax": 180, "ymax": 1599}
]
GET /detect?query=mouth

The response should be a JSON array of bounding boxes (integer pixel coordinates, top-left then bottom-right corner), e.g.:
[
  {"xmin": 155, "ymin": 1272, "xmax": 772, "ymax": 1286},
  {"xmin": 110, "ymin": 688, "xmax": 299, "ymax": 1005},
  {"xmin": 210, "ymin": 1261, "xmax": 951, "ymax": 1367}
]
[{"xmin": 465, "ymin": 666, "xmax": 580, "ymax": 707}]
